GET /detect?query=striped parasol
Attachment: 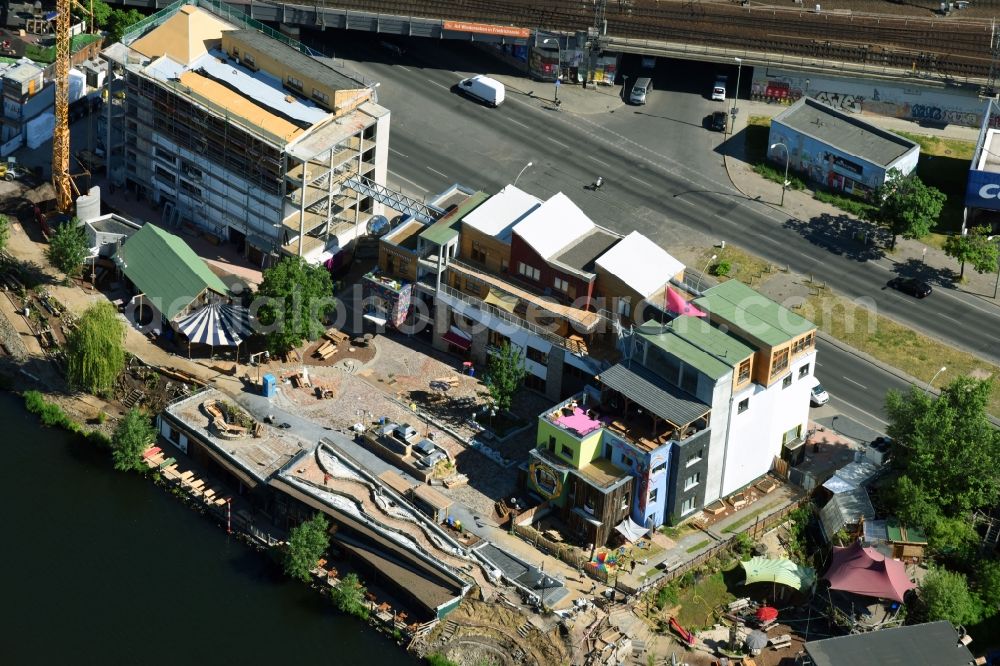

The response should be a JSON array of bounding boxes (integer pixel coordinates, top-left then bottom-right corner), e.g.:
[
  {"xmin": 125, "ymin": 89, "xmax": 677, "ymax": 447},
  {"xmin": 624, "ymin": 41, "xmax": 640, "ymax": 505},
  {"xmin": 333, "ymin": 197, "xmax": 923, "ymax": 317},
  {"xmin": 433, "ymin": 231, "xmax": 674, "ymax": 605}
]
[{"xmin": 176, "ymin": 302, "xmax": 253, "ymax": 348}]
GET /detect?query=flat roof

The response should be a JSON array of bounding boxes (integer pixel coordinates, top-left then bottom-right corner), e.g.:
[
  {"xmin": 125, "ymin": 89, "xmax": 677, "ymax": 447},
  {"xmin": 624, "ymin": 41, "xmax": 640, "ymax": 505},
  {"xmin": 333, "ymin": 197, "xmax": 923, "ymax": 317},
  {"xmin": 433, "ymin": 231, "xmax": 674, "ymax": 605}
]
[
  {"xmin": 383, "ymin": 219, "xmax": 424, "ymax": 251},
  {"xmin": 378, "ymin": 469, "xmax": 416, "ymax": 496},
  {"xmin": 512, "ymin": 192, "xmax": 595, "ymax": 260},
  {"xmin": 636, "ymin": 316, "xmax": 754, "ymax": 380},
  {"xmin": 575, "ymin": 457, "xmax": 631, "ymax": 490},
  {"xmin": 595, "ymin": 231, "xmax": 685, "ymax": 298},
  {"xmin": 773, "ymin": 97, "xmax": 918, "ymax": 168},
  {"xmin": 226, "ymin": 29, "xmax": 362, "ymax": 91},
  {"xmin": 977, "ymin": 128, "xmax": 1000, "ymax": 173},
  {"xmin": 552, "ymin": 227, "xmax": 621, "ymax": 275},
  {"xmin": 166, "ymin": 391, "xmax": 303, "ymax": 484},
  {"xmin": 804, "ymin": 621, "xmax": 972, "ymax": 666},
  {"xmin": 599, "ymin": 362, "xmax": 709, "ymax": 428},
  {"xmin": 462, "ymin": 184, "xmax": 542, "ymax": 242},
  {"xmin": 412, "ymin": 484, "xmax": 453, "ymax": 510},
  {"xmin": 695, "ymin": 280, "xmax": 814, "ymax": 347},
  {"xmin": 419, "ymin": 191, "xmax": 490, "ymax": 246}
]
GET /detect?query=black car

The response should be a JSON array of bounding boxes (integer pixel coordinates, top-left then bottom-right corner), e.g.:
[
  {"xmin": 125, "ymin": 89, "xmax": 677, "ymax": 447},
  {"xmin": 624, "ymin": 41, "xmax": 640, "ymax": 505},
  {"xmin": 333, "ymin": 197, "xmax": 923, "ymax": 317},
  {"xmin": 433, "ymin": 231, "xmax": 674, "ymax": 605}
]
[
  {"xmin": 888, "ymin": 277, "xmax": 932, "ymax": 298},
  {"xmin": 710, "ymin": 111, "xmax": 727, "ymax": 132}
]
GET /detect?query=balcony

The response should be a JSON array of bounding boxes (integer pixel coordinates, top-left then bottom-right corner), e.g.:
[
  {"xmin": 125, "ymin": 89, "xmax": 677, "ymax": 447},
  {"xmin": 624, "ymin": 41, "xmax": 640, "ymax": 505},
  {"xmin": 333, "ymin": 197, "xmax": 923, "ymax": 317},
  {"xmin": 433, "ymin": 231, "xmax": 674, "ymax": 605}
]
[{"xmin": 542, "ymin": 393, "xmax": 605, "ymax": 439}]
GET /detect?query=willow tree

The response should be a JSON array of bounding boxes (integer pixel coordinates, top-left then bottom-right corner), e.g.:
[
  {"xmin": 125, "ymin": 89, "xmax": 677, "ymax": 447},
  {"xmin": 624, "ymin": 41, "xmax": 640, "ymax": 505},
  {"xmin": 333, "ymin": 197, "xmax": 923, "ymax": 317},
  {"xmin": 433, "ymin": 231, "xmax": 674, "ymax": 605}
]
[{"xmin": 66, "ymin": 301, "xmax": 126, "ymax": 396}]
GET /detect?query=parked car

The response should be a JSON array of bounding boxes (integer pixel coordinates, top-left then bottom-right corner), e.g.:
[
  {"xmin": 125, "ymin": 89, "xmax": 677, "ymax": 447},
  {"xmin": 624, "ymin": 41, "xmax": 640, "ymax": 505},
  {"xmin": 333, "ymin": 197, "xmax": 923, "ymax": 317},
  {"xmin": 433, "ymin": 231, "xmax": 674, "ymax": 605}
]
[
  {"xmin": 456, "ymin": 75, "xmax": 505, "ymax": 107},
  {"xmin": 810, "ymin": 383, "xmax": 830, "ymax": 406},
  {"xmin": 888, "ymin": 277, "xmax": 932, "ymax": 298},
  {"xmin": 710, "ymin": 111, "xmax": 728, "ymax": 132}
]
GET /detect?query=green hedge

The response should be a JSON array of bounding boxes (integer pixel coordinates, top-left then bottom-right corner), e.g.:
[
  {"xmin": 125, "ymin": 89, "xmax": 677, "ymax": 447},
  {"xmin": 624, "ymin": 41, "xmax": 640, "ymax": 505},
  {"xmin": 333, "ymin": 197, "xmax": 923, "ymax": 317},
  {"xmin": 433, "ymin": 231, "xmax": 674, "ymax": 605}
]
[{"xmin": 23, "ymin": 390, "xmax": 110, "ymax": 447}]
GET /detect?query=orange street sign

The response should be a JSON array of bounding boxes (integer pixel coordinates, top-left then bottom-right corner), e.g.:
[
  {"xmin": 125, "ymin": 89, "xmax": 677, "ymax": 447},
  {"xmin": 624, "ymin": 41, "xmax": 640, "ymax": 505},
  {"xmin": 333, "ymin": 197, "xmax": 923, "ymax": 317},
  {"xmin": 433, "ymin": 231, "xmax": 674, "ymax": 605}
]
[{"xmin": 443, "ymin": 20, "xmax": 531, "ymax": 39}]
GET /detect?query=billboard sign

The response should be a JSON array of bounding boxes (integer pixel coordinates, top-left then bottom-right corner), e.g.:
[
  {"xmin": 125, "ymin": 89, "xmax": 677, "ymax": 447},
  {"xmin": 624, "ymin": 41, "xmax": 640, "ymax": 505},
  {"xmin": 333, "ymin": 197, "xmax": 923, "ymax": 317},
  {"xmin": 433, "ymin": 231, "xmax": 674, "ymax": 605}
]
[
  {"xmin": 443, "ymin": 21, "xmax": 531, "ymax": 39},
  {"xmin": 965, "ymin": 168, "xmax": 1000, "ymax": 210}
]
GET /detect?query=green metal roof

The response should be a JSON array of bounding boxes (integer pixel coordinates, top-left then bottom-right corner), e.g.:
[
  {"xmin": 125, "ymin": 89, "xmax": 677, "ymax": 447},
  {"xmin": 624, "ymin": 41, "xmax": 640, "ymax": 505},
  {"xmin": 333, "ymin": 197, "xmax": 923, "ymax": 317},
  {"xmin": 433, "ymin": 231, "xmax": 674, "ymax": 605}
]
[
  {"xmin": 115, "ymin": 224, "xmax": 229, "ymax": 320},
  {"xmin": 418, "ymin": 191, "xmax": 490, "ymax": 246},
  {"xmin": 694, "ymin": 280, "xmax": 814, "ymax": 347},
  {"xmin": 886, "ymin": 519, "xmax": 928, "ymax": 544},
  {"xmin": 636, "ymin": 316, "xmax": 754, "ymax": 380}
]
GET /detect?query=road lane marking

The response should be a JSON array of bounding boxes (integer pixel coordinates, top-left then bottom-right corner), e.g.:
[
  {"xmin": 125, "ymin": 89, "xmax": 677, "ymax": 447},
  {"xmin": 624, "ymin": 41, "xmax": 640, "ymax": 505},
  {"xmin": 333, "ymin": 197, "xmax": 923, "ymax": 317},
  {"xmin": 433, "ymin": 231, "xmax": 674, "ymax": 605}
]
[
  {"xmin": 629, "ymin": 174, "xmax": 655, "ymax": 188},
  {"xmin": 427, "ymin": 79, "xmax": 449, "ymax": 90},
  {"xmin": 397, "ymin": 65, "xmax": 411, "ymax": 72},
  {"xmin": 388, "ymin": 170, "xmax": 428, "ymax": 193},
  {"xmin": 841, "ymin": 376, "xmax": 868, "ymax": 390},
  {"xmin": 831, "ymin": 398, "xmax": 888, "ymax": 427},
  {"xmin": 507, "ymin": 118, "xmax": 532, "ymax": 131},
  {"xmin": 389, "ymin": 148, "xmax": 408, "ymax": 158},
  {"xmin": 546, "ymin": 136, "xmax": 571, "ymax": 150},
  {"xmin": 588, "ymin": 155, "xmax": 612, "ymax": 168},
  {"xmin": 426, "ymin": 166, "xmax": 449, "ymax": 179}
]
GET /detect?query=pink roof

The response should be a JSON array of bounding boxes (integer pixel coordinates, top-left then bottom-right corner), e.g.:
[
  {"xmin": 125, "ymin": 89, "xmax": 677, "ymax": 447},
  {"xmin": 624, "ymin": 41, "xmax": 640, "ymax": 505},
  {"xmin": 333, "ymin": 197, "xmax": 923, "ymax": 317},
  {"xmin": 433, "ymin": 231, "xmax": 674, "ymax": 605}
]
[{"xmin": 824, "ymin": 542, "xmax": 915, "ymax": 603}]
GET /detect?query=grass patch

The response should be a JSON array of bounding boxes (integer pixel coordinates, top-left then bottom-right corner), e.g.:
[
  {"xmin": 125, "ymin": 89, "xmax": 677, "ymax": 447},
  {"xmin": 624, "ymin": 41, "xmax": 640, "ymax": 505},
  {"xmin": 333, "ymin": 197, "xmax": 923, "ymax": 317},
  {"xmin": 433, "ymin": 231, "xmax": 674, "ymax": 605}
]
[
  {"xmin": 814, "ymin": 190, "xmax": 877, "ymax": 219},
  {"xmin": 721, "ymin": 499, "xmax": 784, "ymax": 533},
  {"xmin": 894, "ymin": 132, "xmax": 975, "ymax": 160},
  {"xmin": 894, "ymin": 131, "xmax": 974, "ymax": 234},
  {"xmin": 704, "ymin": 245, "xmax": 774, "ymax": 286},
  {"xmin": 675, "ymin": 570, "xmax": 737, "ymax": 630},
  {"xmin": 752, "ymin": 162, "xmax": 806, "ymax": 190},
  {"xmin": 794, "ymin": 290, "xmax": 1000, "ymax": 415},
  {"xmin": 23, "ymin": 390, "xmax": 112, "ymax": 447},
  {"xmin": 686, "ymin": 539, "xmax": 711, "ymax": 554}
]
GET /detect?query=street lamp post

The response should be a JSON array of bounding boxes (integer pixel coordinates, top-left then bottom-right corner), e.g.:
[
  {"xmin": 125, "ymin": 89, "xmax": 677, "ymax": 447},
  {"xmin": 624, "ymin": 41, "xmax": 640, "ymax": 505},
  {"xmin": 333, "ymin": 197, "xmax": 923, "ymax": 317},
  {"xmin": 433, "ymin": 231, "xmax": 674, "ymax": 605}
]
[
  {"xmin": 542, "ymin": 38, "xmax": 562, "ymax": 104},
  {"xmin": 926, "ymin": 366, "xmax": 947, "ymax": 394},
  {"xmin": 698, "ymin": 253, "xmax": 718, "ymax": 291},
  {"xmin": 730, "ymin": 57, "xmax": 743, "ymax": 133},
  {"xmin": 513, "ymin": 161, "xmax": 533, "ymax": 187},
  {"xmin": 769, "ymin": 142, "xmax": 790, "ymax": 206}
]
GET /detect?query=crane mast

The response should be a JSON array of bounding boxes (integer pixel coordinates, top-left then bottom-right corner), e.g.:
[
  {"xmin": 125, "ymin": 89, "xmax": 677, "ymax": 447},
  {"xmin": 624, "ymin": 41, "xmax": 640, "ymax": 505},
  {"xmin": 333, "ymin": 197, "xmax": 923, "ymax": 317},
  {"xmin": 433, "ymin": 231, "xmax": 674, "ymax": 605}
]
[{"xmin": 52, "ymin": 0, "xmax": 73, "ymax": 212}]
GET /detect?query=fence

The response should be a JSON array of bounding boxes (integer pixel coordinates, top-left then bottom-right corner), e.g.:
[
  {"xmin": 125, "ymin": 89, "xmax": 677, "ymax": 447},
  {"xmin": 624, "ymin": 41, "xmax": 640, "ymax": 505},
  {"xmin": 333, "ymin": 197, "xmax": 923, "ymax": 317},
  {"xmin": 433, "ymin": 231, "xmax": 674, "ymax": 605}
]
[{"xmin": 512, "ymin": 522, "xmax": 589, "ymax": 571}]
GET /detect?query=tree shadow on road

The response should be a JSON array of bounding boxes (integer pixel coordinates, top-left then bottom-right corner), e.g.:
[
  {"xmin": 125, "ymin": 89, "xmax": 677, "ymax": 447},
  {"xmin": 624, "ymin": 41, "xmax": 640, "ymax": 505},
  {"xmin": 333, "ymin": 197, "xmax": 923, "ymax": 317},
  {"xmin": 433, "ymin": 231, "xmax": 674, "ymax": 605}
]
[
  {"xmin": 892, "ymin": 257, "xmax": 958, "ymax": 287},
  {"xmin": 782, "ymin": 212, "xmax": 887, "ymax": 263}
]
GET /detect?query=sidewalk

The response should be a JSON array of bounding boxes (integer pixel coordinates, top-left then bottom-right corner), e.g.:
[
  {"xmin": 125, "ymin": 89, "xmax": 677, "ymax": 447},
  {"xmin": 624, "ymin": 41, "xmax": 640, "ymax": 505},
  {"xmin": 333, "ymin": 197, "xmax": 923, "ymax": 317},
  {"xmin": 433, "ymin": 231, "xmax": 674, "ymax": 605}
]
[{"xmin": 723, "ymin": 98, "xmax": 999, "ymax": 305}]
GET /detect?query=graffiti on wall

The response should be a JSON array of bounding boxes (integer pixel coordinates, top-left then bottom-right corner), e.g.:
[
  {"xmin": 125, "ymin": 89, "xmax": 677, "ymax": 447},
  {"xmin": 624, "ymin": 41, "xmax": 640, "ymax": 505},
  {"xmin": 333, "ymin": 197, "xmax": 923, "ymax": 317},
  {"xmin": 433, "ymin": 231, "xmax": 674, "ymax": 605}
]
[
  {"xmin": 814, "ymin": 91, "xmax": 864, "ymax": 113},
  {"xmin": 909, "ymin": 104, "xmax": 979, "ymax": 127}
]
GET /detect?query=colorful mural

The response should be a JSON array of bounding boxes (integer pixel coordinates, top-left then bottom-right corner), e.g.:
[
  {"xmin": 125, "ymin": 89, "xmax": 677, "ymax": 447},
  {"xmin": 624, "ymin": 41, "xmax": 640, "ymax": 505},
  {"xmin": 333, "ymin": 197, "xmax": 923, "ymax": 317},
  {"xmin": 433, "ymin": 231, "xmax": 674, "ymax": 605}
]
[{"xmin": 528, "ymin": 461, "xmax": 565, "ymax": 501}]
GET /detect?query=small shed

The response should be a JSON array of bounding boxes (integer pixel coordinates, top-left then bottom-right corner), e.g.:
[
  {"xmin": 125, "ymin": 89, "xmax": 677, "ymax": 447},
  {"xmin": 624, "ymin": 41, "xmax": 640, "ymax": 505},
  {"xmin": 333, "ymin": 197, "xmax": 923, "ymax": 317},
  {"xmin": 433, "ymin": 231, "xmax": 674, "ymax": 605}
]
[
  {"xmin": 411, "ymin": 484, "xmax": 453, "ymax": 522},
  {"xmin": 885, "ymin": 519, "xmax": 928, "ymax": 562}
]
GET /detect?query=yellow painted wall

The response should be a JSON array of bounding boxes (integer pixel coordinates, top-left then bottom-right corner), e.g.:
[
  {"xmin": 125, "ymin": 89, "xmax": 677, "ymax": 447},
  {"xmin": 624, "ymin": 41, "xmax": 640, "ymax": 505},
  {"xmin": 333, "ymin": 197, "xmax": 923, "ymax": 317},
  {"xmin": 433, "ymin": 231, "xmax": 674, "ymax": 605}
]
[{"xmin": 536, "ymin": 418, "xmax": 604, "ymax": 468}]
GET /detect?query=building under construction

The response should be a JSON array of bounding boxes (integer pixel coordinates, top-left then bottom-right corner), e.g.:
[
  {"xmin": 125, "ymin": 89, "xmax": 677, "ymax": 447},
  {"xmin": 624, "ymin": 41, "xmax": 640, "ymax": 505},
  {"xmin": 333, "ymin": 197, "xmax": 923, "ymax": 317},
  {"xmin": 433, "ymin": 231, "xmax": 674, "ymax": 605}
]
[{"xmin": 100, "ymin": 0, "xmax": 390, "ymax": 266}]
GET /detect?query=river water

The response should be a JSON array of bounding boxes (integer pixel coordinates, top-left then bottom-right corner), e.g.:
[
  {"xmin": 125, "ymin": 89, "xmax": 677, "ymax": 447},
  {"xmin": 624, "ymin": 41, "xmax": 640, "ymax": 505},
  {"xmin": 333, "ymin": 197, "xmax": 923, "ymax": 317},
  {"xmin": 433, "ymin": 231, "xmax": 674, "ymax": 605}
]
[{"xmin": 0, "ymin": 392, "xmax": 413, "ymax": 665}]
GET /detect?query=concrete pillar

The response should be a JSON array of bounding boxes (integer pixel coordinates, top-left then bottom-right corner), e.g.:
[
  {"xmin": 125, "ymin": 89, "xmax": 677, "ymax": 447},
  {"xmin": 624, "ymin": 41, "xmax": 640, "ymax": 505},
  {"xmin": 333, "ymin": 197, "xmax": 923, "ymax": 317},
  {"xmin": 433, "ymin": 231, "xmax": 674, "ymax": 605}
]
[
  {"xmin": 545, "ymin": 346, "xmax": 566, "ymax": 401},
  {"xmin": 432, "ymin": 297, "xmax": 450, "ymax": 353},
  {"xmin": 470, "ymin": 324, "xmax": 489, "ymax": 367}
]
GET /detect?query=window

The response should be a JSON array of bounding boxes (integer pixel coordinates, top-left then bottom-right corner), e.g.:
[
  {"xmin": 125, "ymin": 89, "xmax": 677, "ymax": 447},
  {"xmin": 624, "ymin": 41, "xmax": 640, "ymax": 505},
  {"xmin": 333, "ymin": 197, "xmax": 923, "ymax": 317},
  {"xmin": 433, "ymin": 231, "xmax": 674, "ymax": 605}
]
[
  {"xmin": 548, "ymin": 435, "xmax": 556, "ymax": 450},
  {"xmin": 153, "ymin": 165, "xmax": 175, "ymax": 185},
  {"xmin": 648, "ymin": 488, "xmax": 658, "ymax": 503},
  {"xmin": 500, "ymin": 258, "xmax": 509, "ymax": 273},
  {"xmin": 651, "ymin": 461, "xmax": 667, "ymax": 475},
  {"xmin": 737, "ymin": 398, "xmax": 749, "ymax": 414},
  {"xmin": 799, "ymin": 364, "xmax": 810, "ymax": 379},
  {"xmin": 685, "ymin": 449, "xmax": 703, "ymax": 467},
  {"xmin": 683, "ymin": 472, "xmax": 701, "ymax": 491},
  {"xmin": 518, "ymin": 262, "xmax": 540, "ymax": 281},
  {"xmin": 286, "ymin": 75, "xmax": 303, "ymax": 91},
  {"xmin": 771, "ymin": 348, "xmax": 789, "ymax": 377},
  {"xmin": 464, "ymin": 276, "xmax": 484, "ymax": 295},
  {"xmin": 168, "ymin": 427, "xmax": 180, "ymax": 443},
  {"xmin": 737, "ymin": 358, "xmax": 751, "ymax": 384},
  {"xmin": 584, "ymin": 497, "xmax": 595, "ymax": 515},
  {"xmin": 553, "ymin": 276, "xmax": 569, "ymax": 292},
  {"xmin": 243, "ymin": 53, "xmax": 256, "ymax": 68},
  {"xmin": 487, "ymin": 329, "xmax": 510, "ymax": 349},
  {"xmin": 782, "ymin": 375, "xmax": 792, "ymax": 389},
  {"xmin": 525, "ymin": 345, "xmax": 548, "ymax": 366},
  {"xmin": 560, "ymin": 443, "xmax": 573, "ymax": 460},
  {"xmin": 471, "ymin": 241, "xmax": 487, "ymax": 263},
  {"xmin": 792, "ymin": 332, "xmax": 815, "ymax": 355},
  {"xmin": 312, "ymin": 89, "xmax": 329, "ymax": 104},
  {"xmin": 524, "ymin": 374, "xmax": 546, "ymax": 391},
  {"xmin": 681, "ymin": 496, "xmax": 696, "ymax": 514},
  {"xmin": 179, "ymin": 180, "xmax": 202, "ymax": 198},
  {"xmin": 617, "ymin": 298, "xmax": 631, "ymax": 318},
  {"xmin": 783, "ymin": 425, "xmax": 802, "ymax": 445}
]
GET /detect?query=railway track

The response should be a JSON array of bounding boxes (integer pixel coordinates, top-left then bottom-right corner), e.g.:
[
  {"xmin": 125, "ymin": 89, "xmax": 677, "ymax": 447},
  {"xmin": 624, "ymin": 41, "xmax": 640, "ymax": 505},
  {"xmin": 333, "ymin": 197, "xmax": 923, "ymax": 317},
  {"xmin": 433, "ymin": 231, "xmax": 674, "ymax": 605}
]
[{"xmin": 294, "ymin": 0, "xmax": 997, "ymax": 78}]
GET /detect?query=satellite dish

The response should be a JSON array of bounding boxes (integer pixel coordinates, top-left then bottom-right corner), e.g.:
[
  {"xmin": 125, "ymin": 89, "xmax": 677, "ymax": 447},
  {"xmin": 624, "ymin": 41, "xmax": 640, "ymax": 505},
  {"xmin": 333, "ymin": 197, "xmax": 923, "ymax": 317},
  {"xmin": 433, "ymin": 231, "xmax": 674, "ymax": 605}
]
[{"xmin": 367, "ymin": 215, "xmax": 390, "ymax": 237}]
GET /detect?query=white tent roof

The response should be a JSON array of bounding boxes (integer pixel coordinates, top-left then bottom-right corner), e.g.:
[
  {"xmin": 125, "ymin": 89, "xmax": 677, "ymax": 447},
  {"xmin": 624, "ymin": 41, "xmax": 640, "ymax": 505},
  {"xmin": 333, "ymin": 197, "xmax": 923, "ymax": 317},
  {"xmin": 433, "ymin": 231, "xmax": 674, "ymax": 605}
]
[
  {"xmin": 176, "ymin": 302, "xmax": 253, "ymax": 347},
  {"xmin": 512, "ymin": 192, "xmax": 594, "ymax": 260},
  {"xmin": 463, "ymin": 184, "xmax": 541, "ymax": 242},
  {"xmin": 595, "ymin": 231, "xmax": 685, "ymax": 298},
  {"xmin": 615, "ymin": 517, "xmax": 651, "ymax": 542}
]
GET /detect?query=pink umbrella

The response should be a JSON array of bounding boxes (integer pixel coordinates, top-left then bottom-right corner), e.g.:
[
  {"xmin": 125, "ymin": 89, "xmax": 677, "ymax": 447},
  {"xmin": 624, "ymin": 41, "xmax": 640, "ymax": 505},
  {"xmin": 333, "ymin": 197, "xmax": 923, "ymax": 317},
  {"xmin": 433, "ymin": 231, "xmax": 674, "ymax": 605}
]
[{"xmin": 756, "ymin": 606, "xmax": 778, "ymax": 622}]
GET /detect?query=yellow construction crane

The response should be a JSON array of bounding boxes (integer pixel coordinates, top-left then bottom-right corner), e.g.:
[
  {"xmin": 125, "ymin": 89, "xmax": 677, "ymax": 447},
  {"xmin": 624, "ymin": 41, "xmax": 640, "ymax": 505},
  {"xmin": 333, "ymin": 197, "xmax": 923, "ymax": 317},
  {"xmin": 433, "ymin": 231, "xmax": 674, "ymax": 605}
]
[{"xmin": 52, "ymin": 0, "xmax": 95, "ymax": 212}]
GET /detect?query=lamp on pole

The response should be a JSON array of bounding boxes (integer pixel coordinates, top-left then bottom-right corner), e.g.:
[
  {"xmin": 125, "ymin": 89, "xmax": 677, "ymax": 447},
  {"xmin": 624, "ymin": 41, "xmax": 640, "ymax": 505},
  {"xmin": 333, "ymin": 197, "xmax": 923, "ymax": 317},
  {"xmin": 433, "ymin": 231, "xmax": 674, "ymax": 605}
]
[
  {"xmin": 730, "ymin": 57, "xmax": 743, "ymax": 133},
  {"xmin": 513, "ymin": 161, "xmax": 533, "ymax": 187},
  {"xmin": 925, "ymin": 366, "xmax": 947, "ymax": 394},
  {"xmin": 769, "ymin": 142, "xmax": 790, "ymax": 206},
  {"xmin": 542, "ymin": 38, "xmax": 562, "ymax": 105},
  {"xmin": 699, "ymin": 253, "xmax": 718, "ymax": 290}
]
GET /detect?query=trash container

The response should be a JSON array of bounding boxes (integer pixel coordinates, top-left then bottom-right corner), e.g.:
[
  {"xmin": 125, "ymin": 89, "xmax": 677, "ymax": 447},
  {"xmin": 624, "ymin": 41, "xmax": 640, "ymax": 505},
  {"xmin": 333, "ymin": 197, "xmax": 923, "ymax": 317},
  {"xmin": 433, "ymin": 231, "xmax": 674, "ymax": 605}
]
[{"xmin": 262, "ymin": 373, "xmax": 277, "ymax": 398}]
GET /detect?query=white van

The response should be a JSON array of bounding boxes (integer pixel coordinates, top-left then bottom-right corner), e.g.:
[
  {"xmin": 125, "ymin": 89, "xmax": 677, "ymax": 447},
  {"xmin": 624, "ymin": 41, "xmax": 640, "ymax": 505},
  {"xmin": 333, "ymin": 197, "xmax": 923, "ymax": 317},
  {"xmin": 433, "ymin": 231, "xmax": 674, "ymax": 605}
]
[
  {"xmin": 629, "ymin": 77, "xmax": 652, "ymax": 105},
  {"xmin": 458, "ymin": 75, "xmax": 505, "ymax": 107}
]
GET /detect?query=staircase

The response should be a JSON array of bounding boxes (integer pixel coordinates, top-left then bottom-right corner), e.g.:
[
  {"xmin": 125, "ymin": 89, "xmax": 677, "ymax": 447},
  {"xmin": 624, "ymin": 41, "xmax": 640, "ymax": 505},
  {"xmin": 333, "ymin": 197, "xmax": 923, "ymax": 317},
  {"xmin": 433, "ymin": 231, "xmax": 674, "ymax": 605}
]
[
  {"xmin": 440, "ymin": 620, "xmax": 459, "ymax": 642},
  {"xmin": 516, "ymin": 621, "xmax": 532, "ymax": 639}
]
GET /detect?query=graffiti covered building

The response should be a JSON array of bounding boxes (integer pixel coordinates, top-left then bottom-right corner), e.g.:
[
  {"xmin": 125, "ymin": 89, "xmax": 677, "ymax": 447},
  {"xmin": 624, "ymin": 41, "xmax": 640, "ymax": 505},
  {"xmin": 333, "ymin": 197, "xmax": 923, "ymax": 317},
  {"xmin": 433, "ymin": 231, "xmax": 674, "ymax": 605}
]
[{"xmin": 768, "ymin": 97, "xmax": 920, "ymax": 195}]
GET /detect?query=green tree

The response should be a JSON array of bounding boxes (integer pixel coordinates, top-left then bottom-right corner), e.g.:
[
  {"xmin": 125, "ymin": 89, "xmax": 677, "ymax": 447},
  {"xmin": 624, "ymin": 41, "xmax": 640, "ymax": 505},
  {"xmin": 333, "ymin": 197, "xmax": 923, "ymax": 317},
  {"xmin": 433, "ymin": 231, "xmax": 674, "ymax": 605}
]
[
  {"xmin": 871, "ymin": 168, "xmax": 946, "ymax": 250},
  {"xmin": 0, "ymin": 214, "xmax": 9, "ymax": 253},
  {"xmin": 106, "ymin": 8, "xmax": 145, "ymax": 43},
  {"xmin": 256, "ymin": 256, "xmax": 335, "ymax": 355},
  {"xmin": 975, "ymin": 559, "xmax": 1000, "ymax": 619},
  {"xmin": 46, "ymin": 218, "xmax": 88, "ymax": 277},
  {"xmin": 943, "ymin": 225, "xmax": 999, "ymax": 280},
  {"xmin": 111, "ymin": 407, "xmax": 156, "ymax": 472},
  {"xmin": 330, "ymin": 572, "xmax": 370, "ymax": 620},
  {"xmin": 73, "ymin": 0, "xmax": 112, "ymax": 29},
  {"xmin": 919, "ymin": 566, "xmax": 982, "ymax": 626},
  {"xmin": 65, "ymin": 301, "xmax": 126, "ymax": 396},
  {"xmin": 486, "ymin": 342, "xmax": 527, "ymax": 413},
  {"xmin": 885, "ymin": 376, "xmax": 1000, "ymax": 518},
  {"xmin": 282, "ymin": 513, "xmax": 330, "ymax": 582}
]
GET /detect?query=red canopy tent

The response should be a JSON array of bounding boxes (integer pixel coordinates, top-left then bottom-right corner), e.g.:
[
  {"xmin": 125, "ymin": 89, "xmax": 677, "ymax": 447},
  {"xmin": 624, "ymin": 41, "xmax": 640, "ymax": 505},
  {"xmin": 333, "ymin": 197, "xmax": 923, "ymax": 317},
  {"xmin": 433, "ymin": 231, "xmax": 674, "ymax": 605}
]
[
  {"xmin": 755, "ymin": 606, "xmax": 778, "ymax": 622},
  {"xmin": 823, "ymin": 542, "xmax": 916, "ymax": 603}
]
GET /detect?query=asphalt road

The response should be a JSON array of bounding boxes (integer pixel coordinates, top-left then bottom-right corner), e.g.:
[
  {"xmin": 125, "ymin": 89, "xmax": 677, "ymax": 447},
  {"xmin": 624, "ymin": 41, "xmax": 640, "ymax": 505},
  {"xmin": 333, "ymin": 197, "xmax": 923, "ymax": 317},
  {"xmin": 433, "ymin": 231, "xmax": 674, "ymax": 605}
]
[{"xmin": 301, "ymin": 31, "xmax": 985, "ymax": 427}]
